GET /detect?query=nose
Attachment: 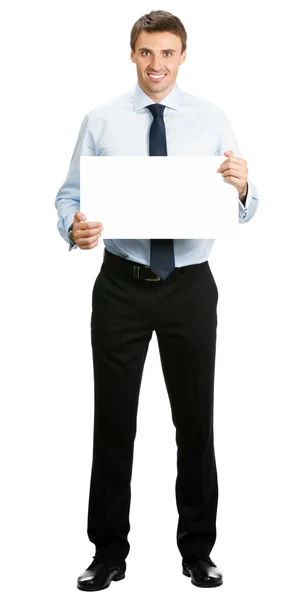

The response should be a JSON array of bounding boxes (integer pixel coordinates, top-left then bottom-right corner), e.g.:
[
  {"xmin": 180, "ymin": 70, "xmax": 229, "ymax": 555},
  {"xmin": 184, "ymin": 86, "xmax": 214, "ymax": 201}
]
[{"xmin": 149, "ymin": 57, "xmax": 164, "ymax": 71}]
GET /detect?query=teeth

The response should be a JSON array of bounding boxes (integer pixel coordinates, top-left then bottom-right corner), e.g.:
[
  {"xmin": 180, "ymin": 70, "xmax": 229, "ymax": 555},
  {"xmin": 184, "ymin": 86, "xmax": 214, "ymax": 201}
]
[{"xmin": 148, "ymin": 74, "xmax": 165, "ymax": 79}]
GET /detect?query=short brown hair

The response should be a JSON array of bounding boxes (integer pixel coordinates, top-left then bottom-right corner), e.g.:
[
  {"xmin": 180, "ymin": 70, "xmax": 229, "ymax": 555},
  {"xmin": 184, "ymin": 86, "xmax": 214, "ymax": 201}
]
[{"xmin": 130, "ymin": 10, "xmax": 187, "ymax": 54}]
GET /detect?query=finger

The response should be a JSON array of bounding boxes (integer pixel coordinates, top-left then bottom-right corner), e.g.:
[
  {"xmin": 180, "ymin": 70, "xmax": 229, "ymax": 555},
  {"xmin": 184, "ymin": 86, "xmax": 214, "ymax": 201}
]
[
  {"xmin": 217, "ymin": 158, "xmax": 243, "ymax": 172},
  {"xmin": 220, "ymin": 157, "xmax": 242, "ymax": 167},
  {"xmin": 78, "ymin": 232, "xmax": 101, "ymax": 246},
  {"xmin": 220, "ymin": 166, "xmax": 242, "ymax": 175},
  {"xmin": 224, "ymin": 175, "xmax": 246, "ymax": 185},
  {"xmin": 77, "ymin": 221, "xmax": 103, "ymax": 230},
  {"xmin": 76, "ymin": 225, "xmax": 102, "ymax": 237},
  {"xmin": 75, "ymin": 211, "xmax": 87, "ymax": 222}
]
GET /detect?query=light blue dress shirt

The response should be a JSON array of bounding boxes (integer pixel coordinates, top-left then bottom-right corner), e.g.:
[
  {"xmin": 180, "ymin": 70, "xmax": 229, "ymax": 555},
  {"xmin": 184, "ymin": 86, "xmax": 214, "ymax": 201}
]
[{"xmin": 55, "ymin": 80, "xmax": 259, "ymax": 266}]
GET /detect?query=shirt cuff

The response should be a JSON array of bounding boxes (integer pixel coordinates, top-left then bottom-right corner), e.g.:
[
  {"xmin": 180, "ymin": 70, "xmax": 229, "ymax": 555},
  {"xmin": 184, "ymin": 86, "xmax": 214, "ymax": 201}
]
[
  {"xmin": 238, "ymin": 179, "xmax": 253, "ymax": 221},
  {"xmin": 64, "ymin": 214, "xmax": 78, "ymax": 251}
]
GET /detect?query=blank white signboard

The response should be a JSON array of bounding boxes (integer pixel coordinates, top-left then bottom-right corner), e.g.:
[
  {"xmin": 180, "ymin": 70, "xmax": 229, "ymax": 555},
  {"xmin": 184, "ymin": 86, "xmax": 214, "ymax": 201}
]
[{"xmin": 80, "ymin": 156, "xmax": 239, "ymax": 238}]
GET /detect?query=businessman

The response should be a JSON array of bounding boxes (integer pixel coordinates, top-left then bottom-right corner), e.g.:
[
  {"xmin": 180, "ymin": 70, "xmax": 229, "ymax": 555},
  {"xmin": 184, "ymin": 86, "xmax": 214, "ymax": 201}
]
[{"xmin": 55, "ymin": 9, "xmax": 259, "ymax": 592}]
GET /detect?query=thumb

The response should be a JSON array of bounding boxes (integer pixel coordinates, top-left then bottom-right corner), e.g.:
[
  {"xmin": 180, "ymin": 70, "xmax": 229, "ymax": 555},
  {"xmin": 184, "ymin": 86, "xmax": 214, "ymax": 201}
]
[
  {"xmin": 224, "ymin": 150, "xmax": 235, "ymax": 157},
  {"xmin": 75, "ymin": 211, "xmax": 87, "ymax": 221}
]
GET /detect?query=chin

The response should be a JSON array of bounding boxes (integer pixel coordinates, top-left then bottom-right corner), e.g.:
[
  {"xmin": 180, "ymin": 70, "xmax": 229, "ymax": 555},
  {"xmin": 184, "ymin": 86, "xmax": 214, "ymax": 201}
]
[{"xmin": 146, "ymin": 78, "xmax": 169, "ymax": 87}]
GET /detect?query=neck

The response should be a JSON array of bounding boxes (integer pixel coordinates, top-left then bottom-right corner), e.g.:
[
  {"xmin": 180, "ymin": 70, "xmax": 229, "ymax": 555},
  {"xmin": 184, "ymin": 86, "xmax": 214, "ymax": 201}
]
[{"xmin": 138, "ymin": 79, "xmax": 176, "ymax": 103}]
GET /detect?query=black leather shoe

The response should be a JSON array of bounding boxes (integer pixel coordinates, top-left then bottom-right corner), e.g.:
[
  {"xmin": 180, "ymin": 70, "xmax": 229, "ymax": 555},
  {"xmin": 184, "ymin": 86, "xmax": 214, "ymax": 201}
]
[
  {"xmin": 77, "ymin": 555, "xmax": 126, "ymax": 591},
  {"xmin": 182, "ymin": 553, "xmax": 223, "ymax": 587}
]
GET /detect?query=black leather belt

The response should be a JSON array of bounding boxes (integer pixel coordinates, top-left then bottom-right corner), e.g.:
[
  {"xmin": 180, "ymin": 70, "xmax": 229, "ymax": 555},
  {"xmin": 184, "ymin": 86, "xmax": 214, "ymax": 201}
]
[
  {"xmin": 102, "ymin": 248, "xmax": 206, "ymax": 282},
  {"xmin": 102, "ymin": 247, "xmax": 163, "ymax": 281}
]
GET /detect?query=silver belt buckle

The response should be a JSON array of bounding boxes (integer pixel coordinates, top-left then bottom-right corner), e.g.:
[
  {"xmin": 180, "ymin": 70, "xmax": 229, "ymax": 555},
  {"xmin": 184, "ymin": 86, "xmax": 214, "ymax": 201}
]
[
  {"xmin": 133, "ymin": 265, "xmax": 161, "ymax": 281},
  {"xmin": 143, "ymin": 265, "xmax": 161, "ymax": 281}
]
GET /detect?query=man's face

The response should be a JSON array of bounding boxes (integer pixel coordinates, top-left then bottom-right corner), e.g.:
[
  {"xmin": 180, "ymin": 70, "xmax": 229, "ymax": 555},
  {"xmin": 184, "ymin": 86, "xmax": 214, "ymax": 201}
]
[{"xmin": 130, "ymin": 30, "xmax": 186, "ymax": 102}]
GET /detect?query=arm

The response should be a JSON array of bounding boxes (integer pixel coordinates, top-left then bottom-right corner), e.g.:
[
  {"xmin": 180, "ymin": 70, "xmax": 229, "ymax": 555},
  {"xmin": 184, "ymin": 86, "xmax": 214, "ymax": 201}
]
[
  {"xmin": 54, "ymin": 114, "xmax": 97, "ymax": 250},
  {"xmin": 216, "ymin": 111, "xmax": 259, "ymax": 224}
]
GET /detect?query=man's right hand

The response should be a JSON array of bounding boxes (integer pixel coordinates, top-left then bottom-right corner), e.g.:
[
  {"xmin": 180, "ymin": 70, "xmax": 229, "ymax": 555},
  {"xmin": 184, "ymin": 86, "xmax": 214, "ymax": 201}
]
[{"xmin": 71, "ymin": 212, "xmax": 104, "ymax": 249}]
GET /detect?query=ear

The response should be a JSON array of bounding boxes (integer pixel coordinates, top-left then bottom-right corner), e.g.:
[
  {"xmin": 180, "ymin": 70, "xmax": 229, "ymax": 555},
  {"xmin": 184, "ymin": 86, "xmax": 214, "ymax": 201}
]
[{"xmin": 181, "ymin": 51, "xmax": 186, "ymax": 64}]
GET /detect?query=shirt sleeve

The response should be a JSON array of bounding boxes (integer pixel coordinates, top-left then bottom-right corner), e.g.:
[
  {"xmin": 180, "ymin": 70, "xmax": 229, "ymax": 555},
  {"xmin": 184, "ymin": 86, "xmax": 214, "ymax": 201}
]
[
  {"xmin": 54, "ymin": 114, "xmax": 97, "ymax": 250},
  {"xmin": 216, "ymin": 110, "xmax": 259, "ymax": 224}
]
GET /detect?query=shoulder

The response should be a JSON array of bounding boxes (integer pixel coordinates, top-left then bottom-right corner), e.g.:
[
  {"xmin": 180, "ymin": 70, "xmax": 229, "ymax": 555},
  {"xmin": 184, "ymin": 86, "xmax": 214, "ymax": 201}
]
[
  {"xmin": 180, "ymin": 89, "xmax": 229, "ymax": 123},
  {"xmin": 85, "ymin": 90, "xmax": 133, "ymax": 125}
]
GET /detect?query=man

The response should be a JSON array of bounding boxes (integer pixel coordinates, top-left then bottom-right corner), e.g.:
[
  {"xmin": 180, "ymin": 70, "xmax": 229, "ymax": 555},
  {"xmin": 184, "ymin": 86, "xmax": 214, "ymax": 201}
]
[{"xmin": 55, "ymin": 9, "xmax": 259, "ymax": 592}]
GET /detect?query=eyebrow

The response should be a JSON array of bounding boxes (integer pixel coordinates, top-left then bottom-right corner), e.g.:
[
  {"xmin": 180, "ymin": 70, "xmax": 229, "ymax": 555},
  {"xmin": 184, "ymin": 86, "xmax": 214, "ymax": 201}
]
[{"xmin": 138, "ymin": 47, "xmax": 177, "ymax": 53}]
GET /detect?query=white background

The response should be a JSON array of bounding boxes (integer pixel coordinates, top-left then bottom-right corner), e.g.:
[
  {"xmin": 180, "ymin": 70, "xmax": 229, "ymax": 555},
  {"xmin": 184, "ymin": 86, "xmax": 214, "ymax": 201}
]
[{"xmin": 1, "ymin": 1, "xmax": 303, "ymax": 598}]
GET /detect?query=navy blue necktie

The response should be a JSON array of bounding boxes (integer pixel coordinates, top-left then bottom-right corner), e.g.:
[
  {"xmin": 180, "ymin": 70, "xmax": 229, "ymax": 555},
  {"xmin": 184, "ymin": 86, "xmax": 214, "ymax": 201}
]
[{"xmin": 146, "ymin": 103, "xmax": 175, "ymax": 280}]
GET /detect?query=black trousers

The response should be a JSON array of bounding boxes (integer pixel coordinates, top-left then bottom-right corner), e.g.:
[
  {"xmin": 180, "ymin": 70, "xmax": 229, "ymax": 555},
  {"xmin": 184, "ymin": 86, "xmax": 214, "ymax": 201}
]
[{"xmin": 87, "ymin": 247, "xmax": 219, "ymax": 563}]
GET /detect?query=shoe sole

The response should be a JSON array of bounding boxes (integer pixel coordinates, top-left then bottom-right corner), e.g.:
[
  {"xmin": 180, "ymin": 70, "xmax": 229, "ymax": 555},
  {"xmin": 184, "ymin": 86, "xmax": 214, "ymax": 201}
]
[
  {"xmin": 183, "ymin": 566, "xmax": 223, "ymax": 587},
  {"xmin": 77, "ymin": 571, "xmax": 125, "ymax": 591}
]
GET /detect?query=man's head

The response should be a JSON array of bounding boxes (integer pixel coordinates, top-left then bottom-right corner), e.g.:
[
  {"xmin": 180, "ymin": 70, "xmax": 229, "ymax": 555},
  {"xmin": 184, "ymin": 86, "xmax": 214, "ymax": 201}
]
[{"xmin": 130, "ymin": 10, "xmax": 187, "ymax": 102}]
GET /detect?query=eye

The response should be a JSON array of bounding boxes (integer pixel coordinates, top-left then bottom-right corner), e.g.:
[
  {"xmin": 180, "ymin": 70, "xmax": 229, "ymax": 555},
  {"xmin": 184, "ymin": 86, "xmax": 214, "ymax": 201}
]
[{"xmin": 141, "ymin": 51, "xmax": 172, "ymax": 56}]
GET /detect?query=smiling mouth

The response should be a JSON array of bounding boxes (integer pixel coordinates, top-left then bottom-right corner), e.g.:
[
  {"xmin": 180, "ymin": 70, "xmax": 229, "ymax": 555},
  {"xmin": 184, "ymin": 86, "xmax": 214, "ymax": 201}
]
[{"xmin": 147, "ymin": 73, "xmax": 167, "ymax": 80}]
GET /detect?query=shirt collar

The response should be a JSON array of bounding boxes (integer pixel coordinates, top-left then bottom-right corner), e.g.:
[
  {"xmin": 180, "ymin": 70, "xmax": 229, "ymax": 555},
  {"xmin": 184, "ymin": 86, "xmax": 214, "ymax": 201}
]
[{"xmin": 133, "ymin": 79, "xmax": 181, "ymax": 113}]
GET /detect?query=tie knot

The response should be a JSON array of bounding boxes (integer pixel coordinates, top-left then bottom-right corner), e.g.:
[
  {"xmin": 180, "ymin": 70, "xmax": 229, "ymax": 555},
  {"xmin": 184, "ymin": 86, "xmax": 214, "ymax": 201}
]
[{"xmin": 146, "ymin": 103, "xmax": 166, "ymax": 118}]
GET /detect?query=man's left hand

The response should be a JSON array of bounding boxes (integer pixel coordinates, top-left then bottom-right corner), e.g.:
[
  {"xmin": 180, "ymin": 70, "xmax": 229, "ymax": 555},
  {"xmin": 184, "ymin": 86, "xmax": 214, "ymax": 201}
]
[{"xmin": 217, "ymin": 150, "xmax": 248, "ymax": 199}]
